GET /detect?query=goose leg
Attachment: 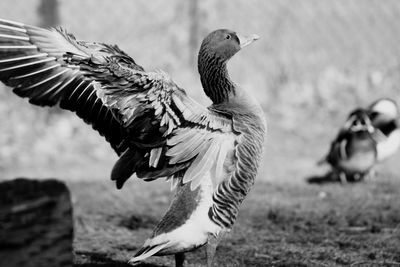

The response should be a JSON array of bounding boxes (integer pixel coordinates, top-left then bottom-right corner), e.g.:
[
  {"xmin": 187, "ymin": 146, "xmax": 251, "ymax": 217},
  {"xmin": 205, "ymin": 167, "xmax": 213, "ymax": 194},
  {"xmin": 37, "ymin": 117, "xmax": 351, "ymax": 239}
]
[
  {"xmin": 175, "ymin": 253, "xmax": 185, "ymax": 267},
  {"xmin": 206, "ymin": 231, "xmax": 227, "ymax": 267},
  {"xmin": 339, "ymin": 172, "xmax": 347, "ymax": 184}
]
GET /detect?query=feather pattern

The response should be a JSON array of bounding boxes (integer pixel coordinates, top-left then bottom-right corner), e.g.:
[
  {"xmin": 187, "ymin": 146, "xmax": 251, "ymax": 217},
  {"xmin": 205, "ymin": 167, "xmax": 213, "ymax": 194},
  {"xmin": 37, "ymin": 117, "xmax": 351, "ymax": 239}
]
[{"xmin": 209, "ymin": 108, "xmax": 266, "ymax": 228}]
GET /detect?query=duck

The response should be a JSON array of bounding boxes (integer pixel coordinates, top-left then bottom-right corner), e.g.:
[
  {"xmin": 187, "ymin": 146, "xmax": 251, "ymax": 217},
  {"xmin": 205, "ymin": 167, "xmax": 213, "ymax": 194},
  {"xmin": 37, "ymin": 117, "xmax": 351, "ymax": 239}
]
[
  {"xmin": 0, "ymin": 18, "xmax": 266, "ymax": 267},
  {"xmin": 319, "ymin": 108, "xmax": 377, "ymax": 183},
  {"xmin": 367, "ymin": 98, "xmax": 400, "ymax": 162}
]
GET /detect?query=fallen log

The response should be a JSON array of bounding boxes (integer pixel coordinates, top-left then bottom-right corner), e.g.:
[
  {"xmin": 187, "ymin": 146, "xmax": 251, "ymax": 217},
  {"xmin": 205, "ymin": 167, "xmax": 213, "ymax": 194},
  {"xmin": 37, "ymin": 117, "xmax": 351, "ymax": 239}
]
[{"xmin": 0, "ymin": 178, "xmax": 73, "ymax": 267}]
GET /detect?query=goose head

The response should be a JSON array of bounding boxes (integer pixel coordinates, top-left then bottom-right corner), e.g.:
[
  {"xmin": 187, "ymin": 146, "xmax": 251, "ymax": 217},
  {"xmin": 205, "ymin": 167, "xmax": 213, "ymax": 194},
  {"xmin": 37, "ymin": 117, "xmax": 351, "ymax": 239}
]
[
  {"xmin": 198, "ymin": 29, "xmax": 259, "ymax": 63},
  {"xmin": 197, "ymin": 29, "xmax": 259, "ymax": 103}
]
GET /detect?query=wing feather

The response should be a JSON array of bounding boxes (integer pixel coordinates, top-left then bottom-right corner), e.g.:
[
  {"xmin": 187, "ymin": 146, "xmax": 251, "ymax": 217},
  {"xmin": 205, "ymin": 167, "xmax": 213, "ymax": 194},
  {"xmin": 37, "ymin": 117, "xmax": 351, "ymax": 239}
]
[
  {"xmin": 183, "ymin": 139, "xmax": 220, "ymax": 190},
  {"xmin": 166, "ymin": 128, "xmax": 195, "ymax": 146},
  {"xmin": 149, "ymin": 147, "xmax": 163, "ymax": 168},
  {"xmin": 214, "ymin": 138, "xmax": 234, "ymax": 186},
  {"xmin": 166, "ymin": 131, "xmax": 205, "ymax": 158},
  {"xmin": 171, "ymin": 134, "xmax": 209, "ymax": 164}
]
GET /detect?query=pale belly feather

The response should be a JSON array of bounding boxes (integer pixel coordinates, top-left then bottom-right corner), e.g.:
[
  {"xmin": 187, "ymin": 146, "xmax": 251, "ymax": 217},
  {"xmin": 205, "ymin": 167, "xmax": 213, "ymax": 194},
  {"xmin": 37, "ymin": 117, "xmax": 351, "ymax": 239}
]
[
  {"xmin": 146, "ymin": 171, "xmax": 222, "ymax": 256},
  {"xmin": 338, "ymin": 151, "xmax": 375, "ymax": 173}
]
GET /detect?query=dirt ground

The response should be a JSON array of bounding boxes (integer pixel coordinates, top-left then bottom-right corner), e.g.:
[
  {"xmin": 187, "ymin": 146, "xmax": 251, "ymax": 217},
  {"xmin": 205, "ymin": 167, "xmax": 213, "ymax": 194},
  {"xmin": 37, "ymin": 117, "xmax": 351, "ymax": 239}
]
[{"xmin": 69, "ymin": 168, "xmax": 400, "ymax": 267}]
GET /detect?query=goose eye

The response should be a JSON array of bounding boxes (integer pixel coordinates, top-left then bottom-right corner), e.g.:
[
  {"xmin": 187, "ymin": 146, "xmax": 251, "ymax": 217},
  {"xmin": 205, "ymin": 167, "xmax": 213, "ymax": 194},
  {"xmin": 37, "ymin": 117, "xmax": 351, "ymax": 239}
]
[{"xmin": 225, "ymin": 34, "xmax": 231, "ymax": 40}]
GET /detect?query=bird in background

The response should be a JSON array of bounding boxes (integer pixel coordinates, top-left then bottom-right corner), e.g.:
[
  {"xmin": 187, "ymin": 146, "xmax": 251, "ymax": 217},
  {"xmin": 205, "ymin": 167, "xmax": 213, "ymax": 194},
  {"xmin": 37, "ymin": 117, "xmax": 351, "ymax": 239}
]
[
  {"xmin": 318, "ymin": 108, "xmax": 377, "ymax": 183},
  {"xmin": 367, "ymin": 98, "xmax": 400, "ymax": 162},
  {"xmin": 0, "ymin": 18, "xmax": 266, "ymax": 267}
]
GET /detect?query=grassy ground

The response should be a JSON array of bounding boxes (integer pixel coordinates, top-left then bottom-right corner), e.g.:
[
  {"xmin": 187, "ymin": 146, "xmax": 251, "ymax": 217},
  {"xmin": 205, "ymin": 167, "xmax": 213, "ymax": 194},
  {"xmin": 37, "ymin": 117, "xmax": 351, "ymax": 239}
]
[
  {"xmin": 68, "ymin": 166, "xmax": 400, "ymax": 267},
  {"xmin": 1, "ymin": 116, "xmax": 399, "ymax": 267}
]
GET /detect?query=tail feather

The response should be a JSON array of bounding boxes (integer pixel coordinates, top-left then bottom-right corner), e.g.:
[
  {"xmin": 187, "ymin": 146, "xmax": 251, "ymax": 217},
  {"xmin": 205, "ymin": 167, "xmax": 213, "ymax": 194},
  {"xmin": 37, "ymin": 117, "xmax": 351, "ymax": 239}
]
[
  {"xmin": 128, "ymin": 241, "xmax": 169, "ymax": 265},
  {"xmin": 111, "ymin": 148, "xmax": 143, "ymax": 189}
]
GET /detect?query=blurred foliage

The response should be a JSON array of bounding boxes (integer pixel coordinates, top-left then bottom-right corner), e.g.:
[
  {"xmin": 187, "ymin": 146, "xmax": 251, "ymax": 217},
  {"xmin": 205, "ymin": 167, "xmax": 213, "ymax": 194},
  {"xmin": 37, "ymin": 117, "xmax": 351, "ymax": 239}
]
[{"xmin": 0, "ymin": 0, "xmax": 399, "ymax": 178}]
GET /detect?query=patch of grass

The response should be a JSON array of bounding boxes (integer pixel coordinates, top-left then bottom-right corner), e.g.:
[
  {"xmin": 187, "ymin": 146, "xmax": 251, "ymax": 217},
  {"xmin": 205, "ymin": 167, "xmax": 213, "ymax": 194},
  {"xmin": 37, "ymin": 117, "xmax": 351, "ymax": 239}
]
[{"xmin": 68, "ymin": 171, "xmax": 400, "ymax": 266}]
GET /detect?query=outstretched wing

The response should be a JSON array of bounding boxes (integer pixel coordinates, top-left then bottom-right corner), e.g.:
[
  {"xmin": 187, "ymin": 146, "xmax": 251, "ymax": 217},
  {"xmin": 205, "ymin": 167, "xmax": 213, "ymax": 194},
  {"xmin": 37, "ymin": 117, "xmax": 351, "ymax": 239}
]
[
  {"xmin": 0, "ymin": 18, "xmax": 139, "ymax": 154},
  {"xmin": 0, "ymin": 18, "xmax": 238, "ymax": 190}
]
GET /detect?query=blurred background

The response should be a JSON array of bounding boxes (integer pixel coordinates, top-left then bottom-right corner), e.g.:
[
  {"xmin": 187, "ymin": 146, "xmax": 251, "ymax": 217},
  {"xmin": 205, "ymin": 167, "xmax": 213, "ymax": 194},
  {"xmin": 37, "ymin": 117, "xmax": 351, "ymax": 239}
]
[{"xmin": 0, "ymin": 0, "xmax": 399, "ymax": 182}]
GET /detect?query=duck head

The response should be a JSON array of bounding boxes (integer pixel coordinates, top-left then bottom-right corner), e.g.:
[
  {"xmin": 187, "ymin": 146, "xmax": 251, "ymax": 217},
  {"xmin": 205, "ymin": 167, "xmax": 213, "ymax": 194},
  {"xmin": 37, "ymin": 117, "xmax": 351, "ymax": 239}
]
[
  {"xmin": 199, "ymin": 29, "xmax": 260, "ymax": 62},
  {"xmin": 345, "ymin": 108, "xmax": 374, "ymax": 133}
]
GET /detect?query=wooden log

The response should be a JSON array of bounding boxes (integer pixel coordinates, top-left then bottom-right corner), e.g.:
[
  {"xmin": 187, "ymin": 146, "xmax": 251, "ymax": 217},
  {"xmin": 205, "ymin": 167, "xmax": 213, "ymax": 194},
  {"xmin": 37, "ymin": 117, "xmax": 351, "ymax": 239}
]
[{"xmin": 0, "ymin": 178, "xmax": 73, "ymax": 267}]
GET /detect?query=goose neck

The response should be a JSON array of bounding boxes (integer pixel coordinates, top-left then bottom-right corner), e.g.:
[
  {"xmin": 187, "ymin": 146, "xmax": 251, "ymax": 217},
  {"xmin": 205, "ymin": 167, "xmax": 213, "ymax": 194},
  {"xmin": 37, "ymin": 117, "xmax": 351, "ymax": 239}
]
[{"xmin": 198, "ymin": 52, "xmax": 235, "ymax": 104}]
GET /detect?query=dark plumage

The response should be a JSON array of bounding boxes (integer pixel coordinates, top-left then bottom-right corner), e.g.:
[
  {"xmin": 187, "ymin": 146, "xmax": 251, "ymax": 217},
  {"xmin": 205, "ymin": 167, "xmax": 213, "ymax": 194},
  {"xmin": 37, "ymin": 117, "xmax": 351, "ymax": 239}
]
[
  {"xmin": 0, "ymin": 19, "xmax": 265, "ymax": 267},
  {"xmin": 320, "ymin": 108, "xmax": 377, "ymax": 183}
]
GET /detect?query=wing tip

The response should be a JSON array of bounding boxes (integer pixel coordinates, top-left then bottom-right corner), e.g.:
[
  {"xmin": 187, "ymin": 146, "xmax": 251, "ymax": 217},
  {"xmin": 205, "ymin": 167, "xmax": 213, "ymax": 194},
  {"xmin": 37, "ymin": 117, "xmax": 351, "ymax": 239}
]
[
  {"xmin": 0, "ymin": 18, "xmax": 25, "ymax": 27},
  {"xmin": 111, "ymin": 168, "xmax": 128, "ymax": 189},
  {"xmin": 115, "ymin": 179, "xmax": 125, "ymax": 190}
]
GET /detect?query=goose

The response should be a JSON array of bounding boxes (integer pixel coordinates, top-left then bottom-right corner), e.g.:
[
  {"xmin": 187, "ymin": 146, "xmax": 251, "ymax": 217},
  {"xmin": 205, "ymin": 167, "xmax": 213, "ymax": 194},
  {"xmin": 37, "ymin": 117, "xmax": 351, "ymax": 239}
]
[
  {"xmin": 319, "ymin": 108, "xmax": 377, "ymax": 183},
  {"xmin": 367, "ymin": 98, "xmax": 400, "ymax": 162},
  {"xmin": 0, "ymin": 18, "xmax": 266, "ymax": 267}
]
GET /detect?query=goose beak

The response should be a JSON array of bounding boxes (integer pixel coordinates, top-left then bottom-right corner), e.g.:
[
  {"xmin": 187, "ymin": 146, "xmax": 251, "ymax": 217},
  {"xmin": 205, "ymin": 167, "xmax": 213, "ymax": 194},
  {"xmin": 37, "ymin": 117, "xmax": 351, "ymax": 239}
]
[{"xmin": 237, "ymin": 34, "xmax": 260, "ymax": 49}]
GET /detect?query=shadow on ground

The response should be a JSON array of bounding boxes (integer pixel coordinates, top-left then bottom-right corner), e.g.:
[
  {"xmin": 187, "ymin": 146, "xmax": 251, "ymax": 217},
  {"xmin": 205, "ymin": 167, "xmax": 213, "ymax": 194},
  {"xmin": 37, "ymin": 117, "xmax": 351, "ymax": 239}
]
[
  {"xmin": 306, "ymin": 171, "xmax": 339, "ymax": 184},
  {"xmin": 75, "ymin": 262, "xmax": 165, "ymax": 267},
  {"xmin": 74, "ymin": 251, "xmax": 167, "ymax": 267},
  {"xmin": 306, "ymin": 171, "xmax": 367, "ymax": 184}
]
